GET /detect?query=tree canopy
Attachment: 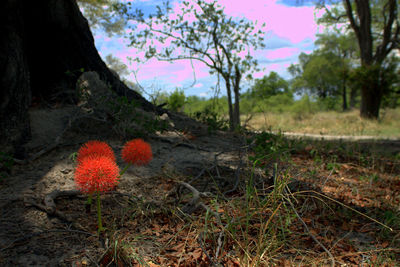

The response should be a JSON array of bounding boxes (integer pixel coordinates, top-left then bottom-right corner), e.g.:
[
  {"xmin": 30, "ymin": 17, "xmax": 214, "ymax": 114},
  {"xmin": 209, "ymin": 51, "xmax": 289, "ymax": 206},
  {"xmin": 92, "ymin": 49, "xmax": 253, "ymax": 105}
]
[
  {"xmin": 125, "ymin": 0, "xmax": 266, "ymax": 130},
  {"xmin": 250, "ymin": 72, "xmax": 290, "ymax": 99},
  {"xmin": 77, "ymin": 0, "xmax": 126, "ymax": 36},
  {"xmin": 317, "ymin": 0, "xmax": 399, "ymax": 118}
]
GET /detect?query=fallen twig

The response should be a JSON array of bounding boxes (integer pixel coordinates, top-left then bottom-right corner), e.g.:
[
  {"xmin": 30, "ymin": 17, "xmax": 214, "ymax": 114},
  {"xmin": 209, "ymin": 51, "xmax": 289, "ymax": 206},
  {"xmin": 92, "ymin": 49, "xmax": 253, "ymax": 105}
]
[
  {"xmin": 178, "ymin": 181, "xmax": 211, "ymax": 214},
  {"xmin": 43, "ymin": 189, "xmax": 81, "ymax": 214}
]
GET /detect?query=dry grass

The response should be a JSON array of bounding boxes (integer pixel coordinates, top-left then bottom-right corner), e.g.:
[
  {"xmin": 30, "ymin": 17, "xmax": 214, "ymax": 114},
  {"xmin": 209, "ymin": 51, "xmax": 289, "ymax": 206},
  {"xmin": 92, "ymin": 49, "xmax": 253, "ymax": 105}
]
[{"xmin": 244, "ymin": 108, "xmax": 400, "ymax": 137}]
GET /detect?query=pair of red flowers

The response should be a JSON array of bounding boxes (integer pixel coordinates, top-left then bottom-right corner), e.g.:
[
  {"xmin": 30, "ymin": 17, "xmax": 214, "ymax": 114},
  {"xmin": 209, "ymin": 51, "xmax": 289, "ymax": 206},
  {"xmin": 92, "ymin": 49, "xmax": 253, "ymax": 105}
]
[{"xmin": 74, "ymin": 139, "xmax": 153, "ymax": 194}]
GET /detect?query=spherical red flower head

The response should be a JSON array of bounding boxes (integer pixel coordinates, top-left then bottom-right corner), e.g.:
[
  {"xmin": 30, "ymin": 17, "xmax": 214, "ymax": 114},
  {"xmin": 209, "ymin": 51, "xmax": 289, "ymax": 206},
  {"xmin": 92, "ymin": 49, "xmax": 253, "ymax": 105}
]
[
  {"xmin": 122, "ymin": 139, "xmax": 153, "ymax": 166},
  {"xmin": 77, "ymin": 140, "xmax": 116, "ymax": 165},
  {"xmin": 74, "ymin": 156, "xmax": 120, "ymax": 194}
]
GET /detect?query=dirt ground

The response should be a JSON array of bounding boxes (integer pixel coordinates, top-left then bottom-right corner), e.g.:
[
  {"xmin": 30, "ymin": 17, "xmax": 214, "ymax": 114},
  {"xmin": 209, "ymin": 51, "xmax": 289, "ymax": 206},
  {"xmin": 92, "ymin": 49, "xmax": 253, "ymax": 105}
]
[
  {"xmin": 0, "ymin": 105, "xmax": 244, "ymax": 266},
  {"xmin": 0, "ymin": 105, "xmax": 399, "ymax": 266}
]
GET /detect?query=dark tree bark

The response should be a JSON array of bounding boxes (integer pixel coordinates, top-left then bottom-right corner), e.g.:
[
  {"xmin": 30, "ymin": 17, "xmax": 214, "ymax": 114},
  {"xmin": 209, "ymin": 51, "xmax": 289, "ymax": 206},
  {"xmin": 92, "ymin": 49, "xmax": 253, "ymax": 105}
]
[
  {"xmin": 232, "ymin": 64, "xmax": 242, "ymax": 129},
  {"xmin": 0, "ymin": 0, "xmax": 156, "ymax": 156},
  {"xmin": 0, "ymin": 0, "xmax": 31, "ymax": 156},
  {"xmin": 224, "ymin": 78, "xmax": 235, "ymax": 131},
  {"xmin": 349, "ymin": 86, "xmax": 358, "ymax": 109},
  {"xmin": 341, "ymin": 75, "xmax": 348, "ymax": 111}
]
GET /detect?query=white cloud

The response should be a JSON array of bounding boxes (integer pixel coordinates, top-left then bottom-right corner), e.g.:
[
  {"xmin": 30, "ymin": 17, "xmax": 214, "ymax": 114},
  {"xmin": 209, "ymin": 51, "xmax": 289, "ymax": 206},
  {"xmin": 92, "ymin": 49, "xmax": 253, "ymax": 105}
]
[{"xmin": 199, "ymin": 92, "xmax": 208, "ymax": 97}]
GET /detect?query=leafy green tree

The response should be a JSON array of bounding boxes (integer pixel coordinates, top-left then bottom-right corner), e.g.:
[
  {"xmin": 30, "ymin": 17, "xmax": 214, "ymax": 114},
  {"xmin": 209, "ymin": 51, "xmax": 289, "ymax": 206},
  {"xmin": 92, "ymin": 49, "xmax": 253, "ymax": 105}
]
[
  {"xmin": 167, "ymin": 88, "xmax": 186, "ymax": 112},
  {"xmin": 104, "ymin": 54, "xmax": 142, "ymax": 93},
  {"xmin": 105, "ymin": 54, "xmax": 129, "ymax": 77},
  {"xmin": 126, "ymin": 0, "xmax": 265, "ymax": 130},
  {"xmin": 250, "ymin": 72, "xmax": 290, "ymax": 99},
  {"xmin": 317, "ymin": 0, "xmax": 400, "ymax": 118},
  {"xmin": 315, "ymin": 32, "xmax": 359, "ymax": 110},
  {"xmin": 289, "ymin": 52, "xmax": 342, "ymax": 105},
  {"xmin": 77, "ymin": 0, "xmax": 126, "ymax": 36}
]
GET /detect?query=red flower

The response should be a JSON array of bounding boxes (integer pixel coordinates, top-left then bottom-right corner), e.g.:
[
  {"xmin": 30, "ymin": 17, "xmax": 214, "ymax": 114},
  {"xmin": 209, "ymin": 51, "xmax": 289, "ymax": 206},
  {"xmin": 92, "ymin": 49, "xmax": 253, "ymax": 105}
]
[
  {"xmin": 77, "ymin": 140, "xmax": 116, "ymax": 165},
  {"xmin": 74, "ymin": 156, "xmax": 120, "ymax": 194},
  {"xmin": 121, "ymin": 139, "xmax": 153, "ymax": 166}
]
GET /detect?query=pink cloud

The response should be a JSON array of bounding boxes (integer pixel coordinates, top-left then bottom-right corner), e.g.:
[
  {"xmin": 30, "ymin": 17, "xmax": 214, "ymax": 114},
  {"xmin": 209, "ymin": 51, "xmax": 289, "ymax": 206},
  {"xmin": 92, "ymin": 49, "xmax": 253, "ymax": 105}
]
[
  {"xmin": 264, "ymin": 47, "xmax": 300, "ymax": 60},
  {"xmin": 95, "ymin": 0, "xmax": 325, "ymax": 93},
  {"xmin": 217, "ymin": 0, "xmax": 320, "ymax": 43}
]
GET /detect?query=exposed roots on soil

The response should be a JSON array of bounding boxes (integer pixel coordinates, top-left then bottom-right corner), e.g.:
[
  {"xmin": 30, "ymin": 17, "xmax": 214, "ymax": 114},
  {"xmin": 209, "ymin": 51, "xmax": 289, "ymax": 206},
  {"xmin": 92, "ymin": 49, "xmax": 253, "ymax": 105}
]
[{"xmin": 24, "ymin": 190, "xmax": 87, "ymax": 231}]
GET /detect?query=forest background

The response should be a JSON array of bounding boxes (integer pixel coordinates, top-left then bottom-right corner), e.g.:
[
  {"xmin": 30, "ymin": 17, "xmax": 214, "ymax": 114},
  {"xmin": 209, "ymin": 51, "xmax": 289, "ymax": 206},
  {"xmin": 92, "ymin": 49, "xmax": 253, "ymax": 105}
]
[{"xmin": 81, "ymin": 0, "xmax": 400, "ymax": 135}]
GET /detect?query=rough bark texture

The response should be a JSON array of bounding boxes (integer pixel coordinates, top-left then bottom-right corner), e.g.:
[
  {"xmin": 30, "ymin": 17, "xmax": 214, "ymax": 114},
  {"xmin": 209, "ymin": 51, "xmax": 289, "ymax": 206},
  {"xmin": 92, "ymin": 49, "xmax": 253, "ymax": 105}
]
[
  {"xmin": 0, "ymin": 0, "xmax": 31, "ymax": 157},
  {"xmin": 24, "ymin": 0, "xmax": 153, "ymax": 110},
  {"xmin": 360, "ymin": 81, "xmax": 382, "ymax": 118},
  {"xmin": 232, "ymin": 64, "xmax": 241, "ymax": 129},
  {"xmin": 0, "ymin": 0, "xmax": 157, "ymax": 156},
  {"xmin": 224, "ymin": 79, "xmax": 234, "ymax": 131}
]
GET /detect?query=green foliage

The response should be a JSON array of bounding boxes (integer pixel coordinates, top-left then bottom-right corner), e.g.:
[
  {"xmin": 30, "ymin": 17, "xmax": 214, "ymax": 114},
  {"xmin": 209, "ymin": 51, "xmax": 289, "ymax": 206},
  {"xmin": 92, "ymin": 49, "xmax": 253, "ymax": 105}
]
[
  {"xmin": 248, "ymin": 132, "xmax": 296, "ymax": 165},
  {"xmin": 289, "ymin": 52, "xmax": 343, "ymax": 99},
  {"xmin": 316, "ymin": 0, "xmax": 399, "ymax": 118},
  {"xmin": 326, "ymin": 161, "xmax": 340, "ymax": 173},
  {"xmin": 289, "ymin": 94, "xmax": 315, "ymax": 120},
  {"xmin": 192, "ymin": 107, "xmax": 229, "ymax": 133},
  {"xmin": 250, "ymin": 72, "xmax": 290, "ymax": 99},
  {"xmin": 108, "ymin": 96, "xmax": 168, "ymax": 138},
  {"xmin": 288, "ymin": 31, "xmax": 359, "ymax": 111},
  {"xmin": 65, "ymin": 68, "xmax": 85, "ymax": 78},
  {"xmin": 105, "ymin": 54, "xmax": 130, "ymax": 77},
  {"xmin": 185, "ymin": 96, "xmax": 228, "ymax": 114},
  {"xmin": 126, "ymin": 0, "xmax": 266, "ymax": 129},
  {"xmin": 77, "ymin": 0, "xmax": 126, "ymax": 36},
  {"xmin": 167, "ymin": 88, "xmax": 185, "ymax": 112},
  {"xmin": 242, "ymin": 93, "xmax": 295, "ymax": 114}
]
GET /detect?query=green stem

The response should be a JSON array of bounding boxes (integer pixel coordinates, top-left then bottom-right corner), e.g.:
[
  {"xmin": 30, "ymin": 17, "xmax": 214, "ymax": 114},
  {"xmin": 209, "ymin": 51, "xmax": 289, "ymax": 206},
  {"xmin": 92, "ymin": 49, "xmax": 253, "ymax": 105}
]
[
  {"xmin": 85, "ymin": 193, "xmax": 92, "ymax": 213},
  {"xmin": 119, "ymin": 163, "xmax": 132, "ymax": 177},
  {"xmin": 86, "ymin": 193, "xmax": 93, "ymax": 205},
  {"xmin": 97, "ymin": 191, "xmax": 104, "ymax": 233}
]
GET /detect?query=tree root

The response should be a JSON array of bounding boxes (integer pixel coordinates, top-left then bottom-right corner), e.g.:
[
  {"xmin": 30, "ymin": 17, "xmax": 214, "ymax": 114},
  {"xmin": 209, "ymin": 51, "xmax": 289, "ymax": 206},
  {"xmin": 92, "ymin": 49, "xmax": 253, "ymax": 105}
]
[
  {"xmin": 24, "ymin": 189, "xmax": 87, "ymax": 231},
  {"xmin": 176, "ymin": 181, "xmax": 212, "ymax": 214}
]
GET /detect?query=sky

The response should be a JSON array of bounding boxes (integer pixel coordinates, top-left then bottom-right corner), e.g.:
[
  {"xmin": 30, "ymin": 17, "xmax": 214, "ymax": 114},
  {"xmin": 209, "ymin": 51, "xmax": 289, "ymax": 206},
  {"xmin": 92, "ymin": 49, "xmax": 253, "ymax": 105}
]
[{"xmin": 94, "ymin": 0, "xmax": 326, "ymax": 98}]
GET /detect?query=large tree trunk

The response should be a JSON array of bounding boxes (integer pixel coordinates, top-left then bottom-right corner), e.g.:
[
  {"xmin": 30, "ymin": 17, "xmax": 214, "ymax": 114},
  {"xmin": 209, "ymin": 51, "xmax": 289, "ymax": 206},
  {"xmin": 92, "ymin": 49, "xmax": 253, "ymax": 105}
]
[
  {"xmin": 0, "ymin": 0, "xmax": 31, "ymax": 157},
  {"xmin": 360, "ymin": 82, "xmax": 383, "ymax": 118},
  {"xmin": 0, "ymin": 0, "xmax": 156, "ymax": 156},
  {"xmin": 343, "ymin": 0, "xmax": 399, "ymax": 119}
]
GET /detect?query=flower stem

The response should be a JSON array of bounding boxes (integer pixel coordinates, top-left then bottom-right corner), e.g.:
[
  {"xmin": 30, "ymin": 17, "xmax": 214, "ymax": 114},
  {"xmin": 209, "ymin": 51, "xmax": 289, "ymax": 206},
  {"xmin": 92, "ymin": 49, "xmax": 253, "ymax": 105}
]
[
  {"xmin": 119, "ymin": 163, "xmax": 132, "ymax": 177},
  {"xmin": 85, "ymin": 193, "xmax": 93, "ymax": 213},
  {"xmin": 96, "ymin": 191, "xmax": 104, "ymax": 233},
  {"xmin": 87, "ymin": 193, "xmax": 93, "ymax": 204}
]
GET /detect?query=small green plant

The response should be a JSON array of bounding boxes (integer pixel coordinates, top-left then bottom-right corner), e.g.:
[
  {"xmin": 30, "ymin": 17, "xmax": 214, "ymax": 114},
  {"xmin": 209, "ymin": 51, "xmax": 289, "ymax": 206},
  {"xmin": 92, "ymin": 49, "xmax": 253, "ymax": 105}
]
[
  {"xmin": 309, "ymin": 148, "xmax": 323, "ymax": 165},
  {"xmin": 308, "ymin": 169, "xmax": 318, "ymax": 178},
  {"xmin": 228, "ymin": 168, "xmax": 293, "ymax": 264},
  {"xmin": 326, "ymin": 162, "xmax": 340, "ymax": 172},
  {"xmin": 192, "ymin": 107, "xmax": 229, "ymax": 133},
  {"xmin": 167, "ymin": 88, "xmax": 186, "ymax": 112},
  {"xmin": 65, "ymin": 67, "xmax": 85, "ymax": 77},
  {"xmin": 69, "ymin": 152, "xmax": 78, "ymax": 162},
  {"xmin": 326, "ymin": 155, "xmax": 340, "ymax": 173},
  {"xmin": 359, "ymin": 173, "xmax": 379, "ymax": 184},
  {"xmin": 249, "ymin": 131, "xmax": 294, "ymax": 165},
  {"xmin": 108, "ymin": 96, "xmax": 168, "ymax": 138}
]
